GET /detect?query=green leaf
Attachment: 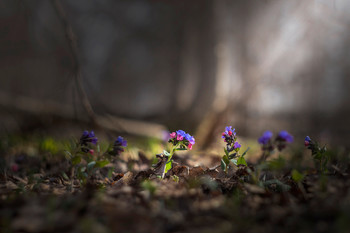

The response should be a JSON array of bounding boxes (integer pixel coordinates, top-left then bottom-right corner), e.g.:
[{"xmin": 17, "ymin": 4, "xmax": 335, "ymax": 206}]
[
  {"xmin": 72, "ymin": 155, "xmax": 81, "ymax": 165},
  {"xmin": 237, "ymin": 157, "xmax": 247, "ymax": 166},
  {"xmin": 163, "ymin": 150, "xmax": 170, "ymax": 157},
  {"xmin": 291, "ymin": 169, "xmax": 304, "ymax": 182},
  {"xmin": 231, "ymin": 159, "xmax": 238, "ymax": 166},
  {"xmin": 268, "ymin": 156, "xmax": 286, "ymax": 170},
  {"xmin": 95, "ymin": 160, "xmax": 109, "ymax": 168},
  {"xmin": 164, "ymin": 159, "xmax": 172, "ymax": 174},
  {"xmin": 221, "ymin": 159, "xmax": 226, "ymax": 171},
  {"xmin": 241, "ymin": 147, "xmax": 250, "ymax": 157},
  {"xmin": 172, "ymin": 175, "xmax": 179, "ymax": 183},
  {"xmin": 222, "ymin": 155, "xmax": 229, "ymax": 166},
  {"xmin": 162, "ymin": 158, "xmax": 173, "ymax": 178},
  {"xmin": 62, "ymin": 172, "xmax": 69, "ymax": 181},
  {"xmin": 64, "ymin": 150, "xmax": 72, "ymax": 159},
  {"xmin": 87, "ymin": 161, "xmax": 96, "ymax": 171}
]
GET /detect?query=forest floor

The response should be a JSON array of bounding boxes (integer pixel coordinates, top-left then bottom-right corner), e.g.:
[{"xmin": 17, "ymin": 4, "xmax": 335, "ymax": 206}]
[{"xmin": 1, "ymin": 134, "xmax": 350, "ymax": 233}]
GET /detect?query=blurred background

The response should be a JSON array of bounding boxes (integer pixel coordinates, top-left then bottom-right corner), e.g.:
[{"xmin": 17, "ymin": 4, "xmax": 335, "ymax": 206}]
[{"xmin": 1, "ymin": 0, "xmax": 350, "ymax": 147}]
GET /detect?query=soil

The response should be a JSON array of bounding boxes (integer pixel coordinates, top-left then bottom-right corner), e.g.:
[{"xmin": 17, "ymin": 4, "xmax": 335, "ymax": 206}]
[{"xmin": 1, "ymin": 141, "xmax": 350, "ymax": 233}]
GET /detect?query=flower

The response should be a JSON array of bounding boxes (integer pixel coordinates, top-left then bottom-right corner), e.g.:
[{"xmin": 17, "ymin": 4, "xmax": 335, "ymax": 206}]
[
  {"xmin": 79, "ymin": 130, "xmax": 98, "ymax": 152},
  {"xmin": 222, "ymin": 126, "xmax": 236, "ymax": 138},
  {"xmin": 188, "ymin": 143, "xmax": 193, "ymax": 150},
  {"xmin": 233, "ymin": 141, "xmax": 241, "ymax": 149},
  {"xmin": 109, "ymin": 136, "xmax": 127, "ymax": 156},
  {"xmin": 258, "ymin": 131, "xmax": 273, "ymax": 145},
  {"xmin": 168, "ymin": 130, "xmax": 195, "ymax": 149},
  {"xmin": 277, "ymin": 130, "xmax": 294, "ymax": 143},
  {"xmin": 116, "ymin": 136, "xmax": 127, "ymax": 147},
  {"xmin": 186, "ymin": 134, "xmax": 195, "ymax": 145},
  {"xmin": 305, "ymin": 136, "xmax": 311, "ymax": 146},
  {"xmin": 170, "ymin": 132, "xmax": 176, "ymax": 139},
  {"xmin": 177, "ymin": 135, "xmax": 183, "ymax": 141}
]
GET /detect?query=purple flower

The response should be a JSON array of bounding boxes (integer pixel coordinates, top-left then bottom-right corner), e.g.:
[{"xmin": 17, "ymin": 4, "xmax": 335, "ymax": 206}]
[
  {"xmin": 87, "ymin": 131, "xmax": 97, "ymax": 144},
  {"xmin": 82, "ymin": 130, "xmax": 89, "ymax": 137},
  {"xmin": 222, "ymin": 126, "xmax": 236, "ymax": 138},
  {"xmin": 116, "ymin": 136, "xmax": 127, "ymax": 147},
  {"xmin": 305, "ymin": 136, "xmax": 311, "ymax": 146},
  {"xmin": 80, "ymin": 130, "xmax": 98, "ymax": 145},
  {"xmin": 258, "ymin": 131, "xmax": 273, "ymax": 145},
  {"xmin": 109, "ymin": 136, "xmax": 127, "ymax": 156},
  {"xmin": 233, "ymin": 141, "xmax": 241, "ymax": 149},
  {"xmin": 169, "ymin": 130, "xmax": 195, "ymax": 148},
  {"xmin": 79, "ymin": 130, "xmax": 98, "ymax": 152},
  {"xmin": 278, "ymin": 130, "xmax": 294, "ymax": 143},
  {"xmin": 176, "ymin": 130, "xmax": 187, "ymax": 138},
  {"xmin": 185, "ymin": 134, "xmax": 195, "ymax": 145}
]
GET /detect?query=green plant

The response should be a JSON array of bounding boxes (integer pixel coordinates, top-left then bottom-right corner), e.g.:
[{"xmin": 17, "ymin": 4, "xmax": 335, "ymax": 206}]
[
  {"xmin": 159, "ymin": 130, "xmax": 195, "ymax": 178},
  {"xmin": 220, "ymin": 126, "xmax": 248, "ymax": 175},
  {"xmin": 305, "ymin": 136, "xmax": 330, "ymax": 174},
  {"xmin": 64, "ymin": 131, "xmax": 127, "ymax": 185}
]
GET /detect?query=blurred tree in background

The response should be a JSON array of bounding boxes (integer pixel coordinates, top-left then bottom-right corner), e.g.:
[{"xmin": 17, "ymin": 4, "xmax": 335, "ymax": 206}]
[{"xmin": 0, "ymin": 0, "xmax": 350, "ymax": 146}]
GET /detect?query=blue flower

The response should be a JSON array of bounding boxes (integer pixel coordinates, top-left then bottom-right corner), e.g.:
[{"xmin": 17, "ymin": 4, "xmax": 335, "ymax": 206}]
[
  {"xmin": 304, "ymin": 136, "xmax": 311, "ymax": 146},
  {"xmin": 109, "ymin": 136, "xmax": 127, "ymax": 156},
  {"xmin": 305, "ymin": 136, "xmax": 311, "ymax": 142},
  {"xmin": 233, "ymin": 141, "xmax": 241, "ymax": 149},
  {"xmin": 82, "ymin": 130, "xmax": 89, "ymax": 137},
  {"xmin": 79, "ymin": 130, "xmax": 98, "ymax": 152},
  {"xmin": 258, "ymin": 131, "xmax": 273, "ymax": 145},
  {"xmin": 80, "ymin": 130, "xmax": 98, "ymax": 144},
  {"xmin": 188, "ymin": 136, "xmax": 195, "ymax": 145},
  {"xmin": 222, "ymin": 126, "xmax": 236, "ymax": 138},
  {"xmin": 176, "ymin": 130, "xmax": 187, "ymax": 138},
  {"xmin": 278, "ymin": 130, "xmax": 294, "ymax": 143},
  {"xmin": 171, "ymin": 130, "xmax": 195, "ymax": 147},
  {"xmin": 116, "ymin": 136, "xmax": 127, "ymax": 147}
]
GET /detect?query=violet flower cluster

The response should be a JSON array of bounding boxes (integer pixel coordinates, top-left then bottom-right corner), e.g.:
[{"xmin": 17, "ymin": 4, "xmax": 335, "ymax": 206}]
[
  {"xmin": 304, "ymin": 136, "xmax": 311, "ymax": 147},
  {"xmin": 168, "ymin": 130, "xmax": 195, "ymax": 150},
  {"xmin": 79, "ymin": 130, "xmax": 98, "ymax": 153},
  {"xmin": 109, "ymin": 136, "xmax": 128, "ymax": 156},
  {"xmin": 258, "ymin": 130, "xmax": 293, "ymax": 152},
  {"xmin": 222, "ymin": 126, "xmax": 241, "ymax": 152}
]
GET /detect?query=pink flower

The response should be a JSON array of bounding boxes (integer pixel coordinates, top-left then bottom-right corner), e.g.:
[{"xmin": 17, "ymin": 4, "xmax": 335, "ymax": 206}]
[
  {"xmin": 89, "ymin": 149, "xmax": 94, "ymax": 155},
  {"xmin": 170, "ymin": 132, "xmax": 176, "ymax": 138},
  {"xmin": 304, "ymin": 141, "xmax": 309, "ymax": 147},
  {"xmin": 177, "ymin": 135, "xmax": 183, "ymax": 141},
  {"xmin": 228, "ymin": 131, "xmax": 232, "ymax": 136},
  {"xmin": 188, "ymin": 143, "xmax": 193, "ymax": 150}
]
